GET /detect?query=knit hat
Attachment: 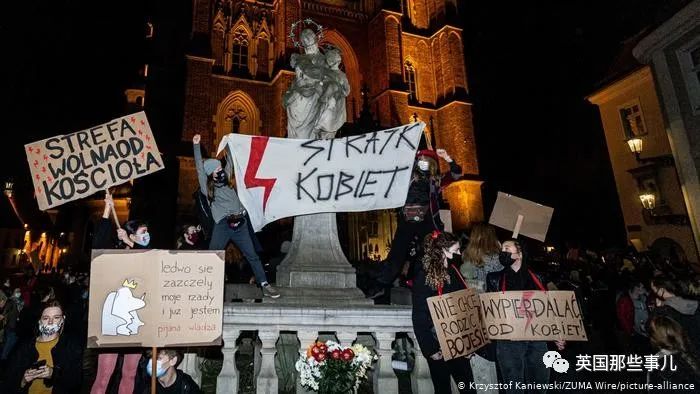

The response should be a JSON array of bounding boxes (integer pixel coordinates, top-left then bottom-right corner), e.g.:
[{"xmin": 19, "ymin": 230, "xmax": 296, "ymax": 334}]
[
  {"xmin": 416, "ymin": 149, "xmax": 438, "ymax": 161},
  {"xmin": 203, "ymin": 159, "xmax": 221, "ymax": 176}
]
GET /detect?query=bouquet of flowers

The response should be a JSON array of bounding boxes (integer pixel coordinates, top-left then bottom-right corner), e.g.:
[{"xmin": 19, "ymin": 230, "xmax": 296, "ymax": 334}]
[{"xmin": 295, "ymin": 340, "xmax": 378, "ymax": 393}]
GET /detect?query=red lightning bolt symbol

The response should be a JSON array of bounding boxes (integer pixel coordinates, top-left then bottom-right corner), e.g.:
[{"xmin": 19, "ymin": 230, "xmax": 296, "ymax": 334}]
[
  {"xmin": 244, "ymin": 136, "xmax": 276, "ymax": 212},
  {"xmin": 517, "ymin": 291, "xmax": 536, "ymax": 332}
]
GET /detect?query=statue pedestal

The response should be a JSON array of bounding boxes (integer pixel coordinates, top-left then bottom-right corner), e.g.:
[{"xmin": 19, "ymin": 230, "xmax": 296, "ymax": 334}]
[{"xmin": 273, "ymin": 213, "xmax": 372, "ymax": 306}]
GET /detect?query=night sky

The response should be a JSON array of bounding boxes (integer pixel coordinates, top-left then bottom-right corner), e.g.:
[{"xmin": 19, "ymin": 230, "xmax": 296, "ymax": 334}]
[{"xmin": 0, "ymin": 1, "xmax": 676, "ymax": 250}]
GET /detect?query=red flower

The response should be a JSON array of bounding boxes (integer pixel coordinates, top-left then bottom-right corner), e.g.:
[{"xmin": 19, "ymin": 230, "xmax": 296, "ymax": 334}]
[
  {"xmin": 314, "ymin": 352, "xmax": 327, "ymax": 362},
  {"xmin": 341, "ymin": 348, "xmax": 354, "ymax": 361},
  {"xmin": 331, "ymin": 350, "xmax": 342, "ymax": 360},
  {"xmin": 311, "ymin": 346, "xmax": 321, "ymax": 356}
]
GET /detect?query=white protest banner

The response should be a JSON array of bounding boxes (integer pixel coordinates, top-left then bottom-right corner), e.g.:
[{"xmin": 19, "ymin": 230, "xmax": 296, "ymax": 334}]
[
  {"xmin": 87, "ymin": 250, "xmax": 225, "ymax": 348},
  {"xmin": 479, "ymin": 290, "xmax": 587, "ymax": 341},
  {"xmin": 218, "ymin": 123, "xmax": 424, "ymax": 231},
  {"xmin": 426, "ymin": 288, "xmax": 490, "ymax": 360},
  {"xmin": 25, "ymin": 112, "xmax": 164, "ymax": 210},
  {"xmin": 488, "ymin": 192, "xmax": 554, "ymax": 241}
]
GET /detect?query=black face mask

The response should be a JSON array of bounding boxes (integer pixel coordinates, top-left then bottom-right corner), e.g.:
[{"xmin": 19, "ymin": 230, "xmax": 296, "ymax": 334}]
[
  {"xmin": 213, "ymin": 171, "xmax": 226, "ymax": 185},
  {"xmin": 499, "ymin": 251, "xmax": 516, "ymax": 267}
]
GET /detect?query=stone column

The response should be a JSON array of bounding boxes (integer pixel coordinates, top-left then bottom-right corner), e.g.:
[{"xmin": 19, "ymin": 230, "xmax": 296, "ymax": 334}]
[
  {"xmin": 216, "ymin": 329, "xmax": 240, "ymax": 394},
  {"xmin": 181, "ymin": 351, "xmax": 202, "ymax": 386},
  {"xmin": 256, "ymin": 330, "xmax": 279, "ymax": 394},
  {"xmin": 374, "ymin": 332, "xmax": 398, "ymax": 394},
  {"xmin": 276, "ymin": 213, "xmax": 357, "ymax": 288},
  {"xmin": 337, "ymin": 331, "xmax": 357, "ymax": 347},
  {"xmin": 408, "ymin": 332, "xmax": 434, "ymax": 394},
  {"xmin": 296, "ymin": 330, "xmax": 319, "ymax": 394}
]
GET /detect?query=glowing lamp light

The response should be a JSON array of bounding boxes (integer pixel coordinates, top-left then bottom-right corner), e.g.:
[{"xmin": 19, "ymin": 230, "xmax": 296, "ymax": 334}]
[
  {"xmin": 62, "ymin": 248, "xmax": 68, "ymax": 253},
  {"xmin": 639, "ymin": 193, "xmax": 656, "ymax": 210},
  {"xmin": 626, "ymin": 138, "xmax": 643, "ymax": 155}
]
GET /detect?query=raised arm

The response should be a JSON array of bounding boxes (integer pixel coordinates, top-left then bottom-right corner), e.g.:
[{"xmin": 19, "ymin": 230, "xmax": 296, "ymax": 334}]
[
  {"xmin": 436, "ymin": 148, "xmax": 462, "ymax": 180},
  {"xmin": 192, "ymin": 134, "xmax": 209, "ymax": 195}
]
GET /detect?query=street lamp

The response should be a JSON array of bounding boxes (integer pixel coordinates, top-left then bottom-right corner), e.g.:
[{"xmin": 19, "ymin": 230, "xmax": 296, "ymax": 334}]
[
  {"xmin": 639, "ymin": 193, "xmax": 656, "ymax": 210},
  {"xmin": 3, "ymin": 179, "xmax": 13, "ymax": 198},
  {"xmin": 626, "ymin": 137, "xmax": 643, "ymax": 160}
]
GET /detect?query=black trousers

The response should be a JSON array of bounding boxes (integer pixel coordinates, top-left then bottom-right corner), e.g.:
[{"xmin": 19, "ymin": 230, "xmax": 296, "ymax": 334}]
[
  {"xmin": 427, "ymin": 356, "xmax": 476, "ymax": 393},
  {"xmin": 378, "ymin": 218, "xmax": 437, "ymax": 285}
]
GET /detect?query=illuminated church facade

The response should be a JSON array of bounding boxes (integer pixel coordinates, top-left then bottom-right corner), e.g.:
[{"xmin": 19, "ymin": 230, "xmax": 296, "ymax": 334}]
[{"xmin": 177, "ymin": 0, "xmax": 483, "ymax": 260}]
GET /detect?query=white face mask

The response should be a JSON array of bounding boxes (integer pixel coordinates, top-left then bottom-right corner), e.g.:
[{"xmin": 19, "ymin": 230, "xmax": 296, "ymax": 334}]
[
  {"xmin": 417, "ymin": 160, "xmax": 430, "ymax": 172},
  {"xmin": 38, "ymin": 320, "xmax": 63, "ymax": 336}
]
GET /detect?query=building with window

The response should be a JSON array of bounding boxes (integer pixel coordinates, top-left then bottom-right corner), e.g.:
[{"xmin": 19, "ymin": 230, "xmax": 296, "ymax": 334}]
[
  {"xmin": 177, "ymin": 0, "xmax": 484, "ymax": 260},
  {"xmin": 588, "ymin": 1, "xmax": 700, "ymax": 265}
]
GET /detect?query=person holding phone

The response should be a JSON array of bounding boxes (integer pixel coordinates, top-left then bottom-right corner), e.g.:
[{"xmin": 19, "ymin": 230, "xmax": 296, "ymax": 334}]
[{"xmin": 4, "ymin": 300, "xmax": 82, "ymax": 393}]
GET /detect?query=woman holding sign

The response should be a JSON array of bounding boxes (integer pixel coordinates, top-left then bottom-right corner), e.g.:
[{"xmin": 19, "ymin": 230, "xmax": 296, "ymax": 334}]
[
  {"xmin": 90, "ymin": 193, "xmax": 149, "ymax": 394},
  {"xmin": 486, "ymin": 240, "xmax": 565, "ymax": 394},
  {"xmin": 412, "ymin": 231, "xmax": 475, "ymax": 393},
  {"xmin": 192, "ymin": 134, "xmax": 279, "ymax": 299}
]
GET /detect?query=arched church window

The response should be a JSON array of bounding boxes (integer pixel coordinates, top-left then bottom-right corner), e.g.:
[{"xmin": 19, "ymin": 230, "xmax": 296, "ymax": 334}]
[
  {"xmin": 232, "ymin": 30, "xmax": 249, "ymax": 73},
  {"xmin": 405, "ymin": 61, "xmax": 417, "ymax": 101},
  {"xmin": 225, "ymin": 108, "xmax": 247, "ymax": 134}
]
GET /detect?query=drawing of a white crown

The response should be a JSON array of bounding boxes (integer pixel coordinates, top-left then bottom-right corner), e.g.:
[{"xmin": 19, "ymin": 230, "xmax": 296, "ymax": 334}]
[{"xmin": 122, "ymin": 279, "xmax": 137, "ymax": 289}]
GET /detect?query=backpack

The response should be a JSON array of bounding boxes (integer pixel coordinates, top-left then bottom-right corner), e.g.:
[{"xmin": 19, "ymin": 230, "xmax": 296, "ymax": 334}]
[{"xmin": 193, "ymin": 190, "xmax": 214, "ymax": 241}]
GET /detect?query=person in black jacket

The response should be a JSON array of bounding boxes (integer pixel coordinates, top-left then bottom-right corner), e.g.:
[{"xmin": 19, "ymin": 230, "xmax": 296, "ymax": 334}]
[
  {"xmin": 412, "ymin": 231, "xmax": 476, "ymax": 393},
  {"xmin": 141, "ymin": 348, "xmax": 201, "ymax": 394},
  {"xmin": 4, "ymin": 300, "xmax": 82, "ymax": 393},
  {"xmin": 368, "ymin": 148, "xmax": 462, "ymax": 300},
  {"xmin": 486, "ymin": 239, "xmax": 565, "ymax": 394}
]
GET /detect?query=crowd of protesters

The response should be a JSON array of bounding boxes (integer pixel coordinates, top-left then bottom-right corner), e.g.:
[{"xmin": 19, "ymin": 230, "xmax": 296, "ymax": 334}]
[{"xmin": 0, "ymin": 141, "xmax": 698, "ymax": 394}]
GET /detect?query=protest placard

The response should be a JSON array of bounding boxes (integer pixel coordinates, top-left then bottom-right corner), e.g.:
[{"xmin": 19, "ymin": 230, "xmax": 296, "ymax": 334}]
[
  {"xmin": 426, "ymin": 288, "xmax": 490, "ymax": 360},
  {"xmin": 25, "ymin": 112, "xmax": 164, "ymax": 210},
  {"xmin": 87, "ymin": 250, "xmax": 224, "ymax": 348},
  {"xmin": 218, "ymin": 123, "xmax": 424, "ymax": 231},
  {"xmin": 488, "ymin": 192, "xmax": 554, "ymax": 241},
  {"xmin": 479, "ymin": 290, "xmax": 587, "ymax": 341}
]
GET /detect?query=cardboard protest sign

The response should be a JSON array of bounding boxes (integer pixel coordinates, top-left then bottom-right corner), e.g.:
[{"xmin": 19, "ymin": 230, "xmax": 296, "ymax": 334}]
[
  {"xmin": 479, "ymin": 290, "xmax": 587, "ymax": 341},
  {"xmin": 87, "ymin": 250, "xmax": 224, "ymax": 348},
  {"xmin": 426, "ymin": 288, "xmax": 490, "ymax": 360},
  {"xmin": 218, "ymin": 123, "xmax": 424, "ymax": 231},
  {"xmin": 488, "ymin": 192, "xmax": 554, "ymax": 241},
  {"xmin": 25, "ymin": 112, "xmax": 164, "ymax": 210}
]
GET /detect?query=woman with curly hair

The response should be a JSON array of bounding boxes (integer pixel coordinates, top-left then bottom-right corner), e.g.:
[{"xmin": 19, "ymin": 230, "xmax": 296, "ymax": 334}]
[
  {"xmin": 412, "ymin": 231, "xmax": 475, "ymax": 393},
  {"xmin": 647, "ymin": 315, "xmax": 700, "ymax": 386}
]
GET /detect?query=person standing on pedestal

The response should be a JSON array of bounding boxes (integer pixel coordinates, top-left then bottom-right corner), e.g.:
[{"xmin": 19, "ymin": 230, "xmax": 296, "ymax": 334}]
[
  {"xmin": 192, "ymin": 134, "xmax": 280, "ymax": 298},
  {"xmin": 367, "ymin": 148, "xmax": 462, "ymax": 300}
]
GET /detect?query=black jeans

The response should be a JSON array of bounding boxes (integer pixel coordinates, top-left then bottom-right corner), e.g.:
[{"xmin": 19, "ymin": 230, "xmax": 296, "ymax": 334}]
[
  {"xmin": 378, "ymin": 218, "xmax": 437, "ymax": 285},
  {"xmin": 426, "ymin": 356, "xmax": 476, "ymax": 393},
  {"xmin": 496, "ymin": 341, "xmax": 550, "ymax": 394}
]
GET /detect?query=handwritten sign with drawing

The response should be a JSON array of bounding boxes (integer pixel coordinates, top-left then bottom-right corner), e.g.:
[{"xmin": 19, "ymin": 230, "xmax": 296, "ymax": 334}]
[
  {"xmin": 218, "ymin": 123, "xmax": 424, "ymax": 231},
  {"xmin": 88, "ymin": 250, "xmax": 224, "ymax": 348},
  {"xmin": 25, "ymin": 112, "xmax": 164, "ymax": 210},
  {"xmin": 478, "ymin": 290, "xmax": 587, "ymax": 341},
  {"xmin": 426, "ymin": 288, "xmax": 490, "ymax": 360}
]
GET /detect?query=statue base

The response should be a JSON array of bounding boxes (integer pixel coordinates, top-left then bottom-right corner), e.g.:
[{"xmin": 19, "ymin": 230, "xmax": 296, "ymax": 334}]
[{"xmin": 273, "ymin": 212, "xmax": 370, "ymax": 305}]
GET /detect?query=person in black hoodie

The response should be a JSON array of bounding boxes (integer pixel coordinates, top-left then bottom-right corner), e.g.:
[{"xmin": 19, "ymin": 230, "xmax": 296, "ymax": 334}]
[
  {"xmin": 412, "ymin": 231, "xmax": 476, "ymax": 393},
  {"xmin": 91, "ymin": 192, "xmax": 149, "ymax": 394},
  {"xmin": 4, "ymin": 300, "xmax": 82, "ymax": 393},
  {"xmin": 486, "ymin": 239, "xmax": 565, "ymax": 394},
  {"xmin": 368, "ymin": 148, "xmax": 462, "ymax": 300},
  {"xmin": 139, "ymin": 348, "xmax": 201, "ymax": 394}
]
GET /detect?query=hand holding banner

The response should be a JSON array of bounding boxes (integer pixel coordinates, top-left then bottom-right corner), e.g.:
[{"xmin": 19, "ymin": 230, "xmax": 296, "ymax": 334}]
[
  {"xmin": 219, "ymin": 123, "xmax": 424, "ymax": 231},
  {"xmin": 427, "ymin": 288, "xmax": 490, "ymax": 360},
  {"xmin": 25, "ymin": 112, "xmax": 164, "ymax": 210}
]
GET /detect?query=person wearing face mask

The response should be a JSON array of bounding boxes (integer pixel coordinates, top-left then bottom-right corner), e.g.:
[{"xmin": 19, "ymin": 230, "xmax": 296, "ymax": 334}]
[
  {"xmin": 138, "ymin": 349, "xmax": 201, "ymax": 394},
  {"xmin": 486, "ymin": 239, "xmax": 565, "ymax": 394},
  {"xmin": 367, "ymin": 148, "xmax": 462, "ymax": 301},
  {"xmin": 90, "ymin": 193, "xmax": 150, "ymax": 394},
  {"xmin": 193, "ymin": 134, "xmax": 279, "ymax": 298},
  {"xmin": 411, "ymin": 231, "xmax": 476, "ymax": 393},
  {"xmin": 176, "ymin": 224, "xmax": 204, "ymax": 250},
  {"xmin": 4, "ymin": 300, "xmax": 82, "ymax": 393}
]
